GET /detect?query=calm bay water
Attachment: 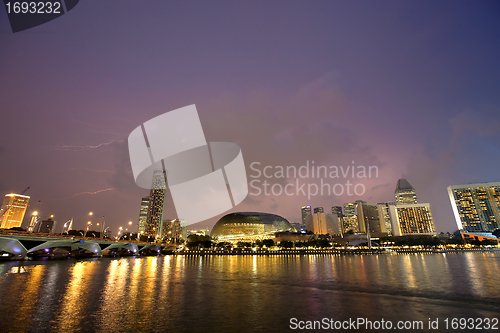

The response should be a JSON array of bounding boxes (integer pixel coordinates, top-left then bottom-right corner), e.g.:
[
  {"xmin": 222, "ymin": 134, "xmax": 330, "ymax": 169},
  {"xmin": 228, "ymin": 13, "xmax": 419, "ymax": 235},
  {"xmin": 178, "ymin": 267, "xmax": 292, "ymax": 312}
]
[{"xmin": 0, "ymin": 253, "xmax": 499, "ymax": 332}]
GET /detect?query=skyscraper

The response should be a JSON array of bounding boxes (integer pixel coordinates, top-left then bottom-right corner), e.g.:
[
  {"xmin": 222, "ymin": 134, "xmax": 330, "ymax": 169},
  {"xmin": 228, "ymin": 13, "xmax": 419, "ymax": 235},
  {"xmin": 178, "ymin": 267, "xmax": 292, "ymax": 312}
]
[
  {"xmin": 331, "ymin": 206, "xmax": 343, "ymax": 217},
  {"xmin": 305, "ymin": 213, "xmax": 339, "ymax": 235},
  {"xmin": 313, "ymin": 207, "xmax": 324, "ymax": 214},
  {"xmin": 395, "ymin": 179, "xmax": 418, "ymax": 204},
  {"xmin": 137, "ymin": 197, "xmax": 150, "ymax": 234},
  {"xmin": 0, "ymin": 194, "xmax": 30, "ymax": 229},
  {"xmin": 377, "ymin": 202, "xmax": 396, "ymax": 235},
  {"xmin": 448, "ymin": 182, "xmax": 500, "ymax": 232},
  {"xmin": 343, "ymin": 203, "xmax": 356, "ymax": 217},
  {"xmin": 331, "ymin": 206, "xmax": 343, "ymax": 235},
  {"xmin": 356, "ymin": 202, "xmax": 386, "ymax": 235},
  {"xmin": 145, "ymin": 170, "xmax": 167, "ymax": 237},
  {"xmin": 301, "ymin": 205, "xmax": 311, "ymax": 224},
  {"xmin": 389, "ymin": 203, "xmax": 435, "ymax": 236},
  {"xmin": 162, "ymin": 218, "xmax": 182, "ymax": 241}
]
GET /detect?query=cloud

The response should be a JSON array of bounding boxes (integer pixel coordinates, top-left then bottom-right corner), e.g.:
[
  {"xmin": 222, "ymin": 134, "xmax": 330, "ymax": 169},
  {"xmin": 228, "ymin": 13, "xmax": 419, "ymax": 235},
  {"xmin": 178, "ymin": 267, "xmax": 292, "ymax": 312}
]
[{"xmin": 450, "ymin": 109, "xmax": 500, "ymax": 137}]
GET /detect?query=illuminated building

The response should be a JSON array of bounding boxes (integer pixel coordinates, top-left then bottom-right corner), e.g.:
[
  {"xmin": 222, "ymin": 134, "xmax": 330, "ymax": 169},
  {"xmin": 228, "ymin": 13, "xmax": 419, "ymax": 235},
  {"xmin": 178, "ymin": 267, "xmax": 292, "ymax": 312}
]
[
  {"xmin": 342, "ymin": 215, "xmax": 359, "ymax": 233},
  {"xmin": 313, "ymin": 207, "xmax": 324, "ymax": 214},
  {"xmin": 343, "ymin": 203, "xmax": 356, "ymax": 217},
  {"xmin": 377, "ymin": 202, "xmax": 396, "ymax": 235},
  {"xmin": 448, "ymin": 182, "xmax": 500, "ymax": 232},
  {"xmin": 187, "ymin": 228, "xmax": 210, "ymax": 236},
  {"xmin": 301, "ymin": 205, "xmax": 311, "ymax": 224},
  {"xmin": 395, "ymin": 179, "xmax": 418, "ymax": 204},
  {"xmin": 305, "ymin": 213, "xmax": 339, "ymax": 235},
  {"xmin": 0, "ymin": 194, "xmax": 30, "ymax": 229},
  {"xmin": 145, "ymin": 170, "xmax": 167, "ymax": 237},
  {"xmin": 331, "ymin": 206, "xmax": 342, "ymax": 217},
  {"xmin": 343, "ymin": 200, "xmax": 364, "ymax": 217},
  {"xmin": 389, "ymin": 203, "xmax": 436, "ymax": 236},
  {"xmin": 356, "ymin": 202, "xmax": 386, "ymax": 235},
  {"xmin": 162, "ymin": 219, "xmax": 182, "ymax": 240},
  {"xmin": 211, "ymin": 212, "xmax": 293, "ymax": 241},
  {"xmin": 460, "ymin": 231, "xmax": 499, "ymax": 244},
  {"xmin": 137, "ymin": 197, "xmax": 149, "ymax": 234}
]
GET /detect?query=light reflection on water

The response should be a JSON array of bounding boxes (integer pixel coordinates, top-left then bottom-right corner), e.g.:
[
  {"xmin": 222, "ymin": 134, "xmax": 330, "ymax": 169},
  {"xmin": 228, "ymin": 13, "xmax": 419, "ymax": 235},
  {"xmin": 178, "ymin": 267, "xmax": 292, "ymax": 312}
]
[{"xmin": 0, "ymin": 253, "xmax": 499, "ymax": 332}]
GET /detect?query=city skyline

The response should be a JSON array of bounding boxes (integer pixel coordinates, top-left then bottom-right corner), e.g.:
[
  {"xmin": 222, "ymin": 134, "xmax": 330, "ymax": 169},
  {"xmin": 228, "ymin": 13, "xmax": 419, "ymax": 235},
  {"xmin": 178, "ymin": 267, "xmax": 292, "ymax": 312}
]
[{"xmin": 1, "ymin": 1, "xmax": 499, "ymax": 234}]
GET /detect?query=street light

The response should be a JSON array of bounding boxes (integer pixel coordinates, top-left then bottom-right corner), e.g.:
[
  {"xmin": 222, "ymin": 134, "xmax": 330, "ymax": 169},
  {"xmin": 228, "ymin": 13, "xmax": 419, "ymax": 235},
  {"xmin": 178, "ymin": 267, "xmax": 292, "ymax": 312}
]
[
  {"xmin": 116, "ymin": 226, "xmax": 123, "ymax": 240},
  {"xmin": 85, "ymin": 221, "xmax": 92, "ymax": 237},
  {"xmin": 89, "ymin": 212, "xmax": 105, "ymax": 237}
]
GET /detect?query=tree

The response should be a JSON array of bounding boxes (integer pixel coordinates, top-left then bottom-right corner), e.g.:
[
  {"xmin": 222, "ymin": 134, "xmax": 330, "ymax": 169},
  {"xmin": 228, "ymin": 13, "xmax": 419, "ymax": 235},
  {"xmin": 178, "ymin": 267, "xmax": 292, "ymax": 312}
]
[
  {"xmin": 492, "ymin": 229, "xmax": 500, "ymax": 238},
  {"xmin": 8, "ymin": 227, "xmax": 26, "ymax": 232},
  {"xmin": 279, "ymin": 241, "xmax": 293, "ymax": 249},
  {"xmin": 262, "ymin": 239, "xmax": 274, "ymax": 248},
  {"xmin": 186, "ymin": 234, "xmax": 213, "ymax": 250}
]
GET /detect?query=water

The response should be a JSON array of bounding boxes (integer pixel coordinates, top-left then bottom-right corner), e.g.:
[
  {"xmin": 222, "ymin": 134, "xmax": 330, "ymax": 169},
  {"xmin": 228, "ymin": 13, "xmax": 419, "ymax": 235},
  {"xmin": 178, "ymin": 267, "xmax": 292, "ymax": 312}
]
[{"xmin": 0, "ymin": 253, "xmax": 499, "ymax": 332}]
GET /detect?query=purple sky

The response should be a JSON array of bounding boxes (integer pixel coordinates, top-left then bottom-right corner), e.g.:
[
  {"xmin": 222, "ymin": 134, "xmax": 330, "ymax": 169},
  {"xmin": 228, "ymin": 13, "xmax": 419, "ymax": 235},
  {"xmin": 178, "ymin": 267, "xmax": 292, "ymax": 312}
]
[{"xmin": 1, "ymin": 1, "xmax": 499, "ymax": 234}]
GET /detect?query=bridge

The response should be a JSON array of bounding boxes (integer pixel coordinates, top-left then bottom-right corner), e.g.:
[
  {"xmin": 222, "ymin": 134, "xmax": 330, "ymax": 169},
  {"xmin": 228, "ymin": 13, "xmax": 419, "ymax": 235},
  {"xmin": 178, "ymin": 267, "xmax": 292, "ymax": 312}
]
[{"xmin": 0, "ymin": 234, "xmax": 178, "ymax": 260}]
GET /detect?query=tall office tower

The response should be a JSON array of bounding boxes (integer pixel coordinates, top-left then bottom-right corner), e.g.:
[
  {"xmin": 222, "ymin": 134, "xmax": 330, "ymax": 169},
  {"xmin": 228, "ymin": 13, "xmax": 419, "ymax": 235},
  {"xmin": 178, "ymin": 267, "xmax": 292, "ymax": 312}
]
[
  {"xmin": 377, "ymin": 202, "xmax": 396, "ymax": 235},
  {"xmin": 395, "ymin": 179, "xmax": 418, "ymax": 205},
  {"xmin": 0, "ymin": 194, "xmax": 30, "ymax": 229},
  {"xmin": 145, "ymin": 170, "xmax": 167, "ymax": 237},
  {"xmin": 305, "ymin": 213, "xmax": 339, "ymax": 235},
  {"xmin": 342, "ymin": 215, "xmax": 359, "ymax": 233},
  {"xmin": 313, "ymin": 207, "xmax": 324, "ymax": 214},
  {"xmin": 448, "ymin": 182, "xmax": 500, "ymax": 232},
  {"xmin": 331, "ymin": 206, "xmax": 343, "ymax": 217},
  {"xmin": 162, "ymin": 218, "xmax": 182, "ymax": 240},
  {"xmin": 343, "ymin": 203, "xmax": 356, "ymax": 217},
  {"xmin": 137, "ymin": 197, "xmax": 150, "ymax": 234},
  {"xmin": 389, "ymin": 203, "xmax": 436, "ymax": 236},
  {"xmin": 356, "ymin": 202, "xmax": 386, "ymax": 235},
  {"xmin": 301, "ymin": 205, "xmax": 312, "ymax": 224},
  {"xmin": 330, "ymin": 206, "xmax": 343, "ymax": 234}
]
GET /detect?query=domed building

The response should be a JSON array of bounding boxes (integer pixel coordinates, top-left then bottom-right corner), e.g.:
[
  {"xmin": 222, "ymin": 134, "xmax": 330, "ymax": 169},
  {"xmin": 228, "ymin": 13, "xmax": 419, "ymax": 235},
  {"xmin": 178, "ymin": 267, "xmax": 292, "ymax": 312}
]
[{"xmin": 211, "ymin": 212, "xmax": 294, "ymax": 241}]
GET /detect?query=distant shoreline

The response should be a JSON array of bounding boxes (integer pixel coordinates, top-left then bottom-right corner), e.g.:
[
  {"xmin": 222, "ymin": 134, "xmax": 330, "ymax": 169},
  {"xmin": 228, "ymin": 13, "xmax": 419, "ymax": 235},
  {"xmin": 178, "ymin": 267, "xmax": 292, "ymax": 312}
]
[{"xmin": 175, "ymin": 248, "xmax": 500, "ymax": 256}]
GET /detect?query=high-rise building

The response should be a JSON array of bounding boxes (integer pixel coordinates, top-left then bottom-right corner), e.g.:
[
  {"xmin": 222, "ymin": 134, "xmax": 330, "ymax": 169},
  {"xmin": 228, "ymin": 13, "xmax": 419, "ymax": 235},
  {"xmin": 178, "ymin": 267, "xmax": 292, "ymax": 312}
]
[
  {"xmin": 343, "ymin": 203, "xmax": 356, "ymax": 217},
  {"xmin": 301, "ymin": 205, "xmax": 311, "ymax": 224},
  {"xmin": 0, "ymin": 194, "xmax": 30, "ymax": 229},
  {"xmin": 395, "ymin": 179, "xmax": 418, "ymax": 205},
  {"xmin": 389, "ymin": 203, "xmax": 435, "ymax": 236},
  {"xmin": 313, "ymin": 207, "xmax": 324, "ymax": 214},
  {"xmin": 145, "ymin": 170, "xmax": 167, "ymax": 237},
  {"xmin": 448, "ymin": 182, "xmax": 500, "ymax": 232},
  {"xmin": 162, "ymin": 218, "xmax": 182, "ymax": 241},
  {"xmin": 137, "ymin": 197, "xmax": 150, "ymax": 234},
  {"xmin": 356, "ymin": 202, "xmax": 386, "ymax": 235},
  {"xmin": 331, "ymin": 206, "xmax": 343, "ymax": 217},
  {"xmin": 377, "ymin": 202, "xmax": 396, "ymax": 235},
  {"xmin": 305, "ymin": 213, "xmax": 339, "ymax": 235},
  {"xmin": 342, "ymin": 215, "xmax": 359, "ymax": 233},
  {"xmin": 330, "ymin": 206, "xmax": 343, "ymax": 235}
]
